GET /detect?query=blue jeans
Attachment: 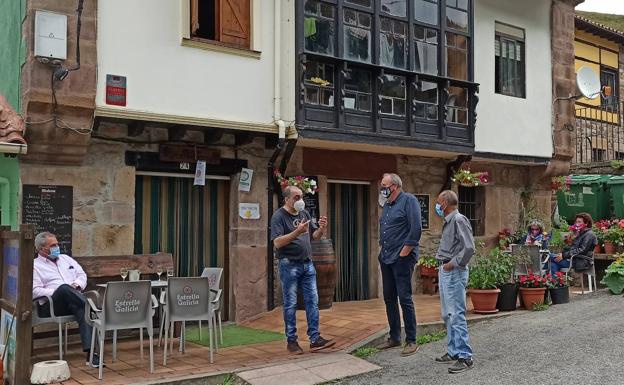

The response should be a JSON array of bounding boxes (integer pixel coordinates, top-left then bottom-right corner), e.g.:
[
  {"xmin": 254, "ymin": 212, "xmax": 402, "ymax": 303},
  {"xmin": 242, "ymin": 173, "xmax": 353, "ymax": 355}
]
[
  {"xmin": 439, "ymin": 266, "xmax": 473, "ymax": 359},
  {"xmin": 279, "ymin": 259, "xmax": 320, "ymax": 343},
  {"xmin": 549, "ymin": 256, "xmax": 570, "ymax": 275},
  {"xmin": 380, "ymin": 256, "xmax": 417, "ymax": 343}
]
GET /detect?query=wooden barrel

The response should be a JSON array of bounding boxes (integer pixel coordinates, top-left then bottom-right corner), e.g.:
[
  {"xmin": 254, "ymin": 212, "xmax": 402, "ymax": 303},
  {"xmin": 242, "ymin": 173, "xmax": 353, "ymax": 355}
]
[{"xmin": 297, "ymin": 239, "xmax": 336, "ymax": 310}]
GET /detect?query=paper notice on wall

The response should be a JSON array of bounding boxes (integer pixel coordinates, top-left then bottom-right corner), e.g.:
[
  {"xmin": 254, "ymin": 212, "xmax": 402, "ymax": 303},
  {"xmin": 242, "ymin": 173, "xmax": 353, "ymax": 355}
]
[
  {"xmin": 194, "ymin": 160, "xmax": 206, "ymax": 186},
  {"xmin": 239, "ymin": 168, "xmax": 253, "ymax": 192},
  {"xmin": 239, "ymin": 203, "xmax": 260, "ymax": 219}
]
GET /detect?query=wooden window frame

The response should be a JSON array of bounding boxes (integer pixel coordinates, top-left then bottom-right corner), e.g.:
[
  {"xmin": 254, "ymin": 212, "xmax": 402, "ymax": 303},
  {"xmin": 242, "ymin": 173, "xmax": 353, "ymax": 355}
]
[
  {"xmin": 189, "ymin": 0, "xmax": 254, "ymax": 53},
  {"xmin": 458, "ymin": 186, "xmax": 485, "ymax": 236}
]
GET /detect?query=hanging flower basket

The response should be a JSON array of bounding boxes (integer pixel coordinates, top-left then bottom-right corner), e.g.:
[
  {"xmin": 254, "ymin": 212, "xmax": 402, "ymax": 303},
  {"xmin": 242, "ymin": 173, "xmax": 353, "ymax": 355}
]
[
  {"xmin": 452, "ymin": 169, "xmax": 490, "ymax": 187},
  {"xmin": 274, "ymin": 170, "xmax": 318, "ymax": 195},
  {"xmin": 551, "ymin": 176, "xmax": 571, "ymax": 192}
]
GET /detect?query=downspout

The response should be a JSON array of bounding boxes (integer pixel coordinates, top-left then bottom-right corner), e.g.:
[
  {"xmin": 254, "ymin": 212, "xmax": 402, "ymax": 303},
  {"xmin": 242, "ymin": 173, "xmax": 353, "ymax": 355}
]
[
  {"xmin": 267, "ymin": 0, "xmax": 285, "ymax": 311},
  {"xmin": 0, "ymin": 177, "xmax": 10, "ymax": 227}
]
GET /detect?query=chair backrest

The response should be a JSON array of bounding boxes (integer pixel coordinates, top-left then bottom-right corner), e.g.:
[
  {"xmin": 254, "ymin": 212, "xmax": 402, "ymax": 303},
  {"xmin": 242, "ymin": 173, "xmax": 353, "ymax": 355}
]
[
  {"xmin": 102, "ymin": 281, "xmax": 153, "ymax": 330},
  {"xmin": 200, "ymin": 267, "xmax": 223, "ymax": 291},
  {"xmin": 511, "ymin": 244, "xmax": 542, "ymax": 275},
  {"xmin": 166, "ymin": 277, "xmax": 213, "ymax": 323}
]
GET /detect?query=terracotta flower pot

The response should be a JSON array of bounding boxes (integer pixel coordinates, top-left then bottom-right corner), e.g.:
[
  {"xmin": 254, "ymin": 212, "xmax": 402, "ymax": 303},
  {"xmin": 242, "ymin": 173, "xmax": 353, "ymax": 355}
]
[
  {"xmin": 468, "ymin": 288, "xmax": 501, "ymax": 314},
  {"xmin": 419, "ymin": 265, "xmax": 438, "ymax": 278},
  {"xmin": 604, "ymin": 241, "xmax": 616, "ymax": 254},
  {"xmin": 594, "ymin": 244, "xmax": 603, "ymax": 254},
  {"xmin": 519, "ymin": 287, "xmax": 546, "ymax": 310}
]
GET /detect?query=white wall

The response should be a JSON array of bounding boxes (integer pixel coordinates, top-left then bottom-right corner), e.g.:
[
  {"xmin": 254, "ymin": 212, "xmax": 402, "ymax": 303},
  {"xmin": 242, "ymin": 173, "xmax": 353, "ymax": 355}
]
[
  {"xmin": 96, "ymin": 0, "xmax": 291, "ymax": 126},
  {"xmin": 474, "ymin": 0, "xmax": 552, "ymax": 158}
]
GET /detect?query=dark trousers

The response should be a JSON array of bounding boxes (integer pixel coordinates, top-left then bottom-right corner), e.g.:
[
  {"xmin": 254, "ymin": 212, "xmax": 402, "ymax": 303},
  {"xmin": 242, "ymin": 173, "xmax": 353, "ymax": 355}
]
[
  {"xmin": 380, "ymin": 257, "xmax": 417, "ymax": 343},
  {"xmin": 38, "ymin": 284, "xmax": 93, "ymax": 352}
]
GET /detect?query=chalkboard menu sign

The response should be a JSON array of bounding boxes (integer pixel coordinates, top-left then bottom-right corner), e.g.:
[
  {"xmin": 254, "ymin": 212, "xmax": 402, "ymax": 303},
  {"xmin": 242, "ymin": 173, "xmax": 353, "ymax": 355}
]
[
  {"xmin": 414, "ymin": 194, "xmax": 430, "ymax": 230},
  {"xmin": 303, "ymin": 176, "xmax": 320, "ymax": 225},
  {"xmin": 22, "ymin": 185, "xmax": 73, "ymax": 254}
]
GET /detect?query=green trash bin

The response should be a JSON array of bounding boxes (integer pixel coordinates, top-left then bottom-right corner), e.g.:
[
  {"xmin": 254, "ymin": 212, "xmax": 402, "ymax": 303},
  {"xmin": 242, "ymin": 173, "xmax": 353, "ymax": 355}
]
[
  {"xmin": 608, "ymin": 176, "xmax": 624, "ymax": 218},
  {"xmin": 556, "ymin": 175, "xmax": 611, "ymax": 222}
]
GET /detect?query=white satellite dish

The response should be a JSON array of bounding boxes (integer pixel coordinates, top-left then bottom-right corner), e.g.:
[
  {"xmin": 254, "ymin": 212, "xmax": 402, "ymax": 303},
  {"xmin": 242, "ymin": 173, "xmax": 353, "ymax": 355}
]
[{"xmin": 576, "ymin": 66, "xmax": 601, "ymax": 99}]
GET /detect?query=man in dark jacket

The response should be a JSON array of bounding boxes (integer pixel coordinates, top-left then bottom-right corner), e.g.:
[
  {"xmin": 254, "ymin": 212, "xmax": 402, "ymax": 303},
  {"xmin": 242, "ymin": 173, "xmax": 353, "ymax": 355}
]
[{"xmin": 550, "ymin": 212, "xmax": 597, "ymax": 274}]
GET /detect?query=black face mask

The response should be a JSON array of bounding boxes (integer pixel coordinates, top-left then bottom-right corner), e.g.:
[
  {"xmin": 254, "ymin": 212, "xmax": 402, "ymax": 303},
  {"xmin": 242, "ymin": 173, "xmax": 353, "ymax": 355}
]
[{"xmin": 380, "ymin": 186, "xmax": 392, "ymax": 198}]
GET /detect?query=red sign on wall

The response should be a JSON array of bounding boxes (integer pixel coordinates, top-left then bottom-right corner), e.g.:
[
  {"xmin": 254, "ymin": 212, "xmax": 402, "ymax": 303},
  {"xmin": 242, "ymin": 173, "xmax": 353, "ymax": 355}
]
[{"xmin": 106, "ymin": 74, "xmax": 127, "ymax": 106}]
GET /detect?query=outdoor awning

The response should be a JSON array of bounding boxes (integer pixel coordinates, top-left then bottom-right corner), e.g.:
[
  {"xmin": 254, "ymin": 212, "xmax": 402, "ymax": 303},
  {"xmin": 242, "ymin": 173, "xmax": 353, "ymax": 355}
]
[{"xmin": 0, "ymin": 93, "xmax": 27, "ymax": 155}]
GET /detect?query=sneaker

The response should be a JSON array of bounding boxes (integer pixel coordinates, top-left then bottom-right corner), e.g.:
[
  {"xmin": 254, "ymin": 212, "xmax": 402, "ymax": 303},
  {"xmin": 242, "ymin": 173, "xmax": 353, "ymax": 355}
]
[
  {"xmin": 400, "ymin": 342, "xmax": 419, "ymax": 357},
  {"xmin": 435, "ymin": 353, "xmax": 458, "ymax": 364},
  {"xmin": 378, "ymin": 339, "xmax": 401, "ymax": 350},
  {"xmin": 287, "ymin": 341, "xmax": 304, "ymax": 355},
  {"xmin": 86, "ymin": 353, "xmax": 104, "ymax": 368},
  {"xmin": 310, "ymin": 336, "xmax": 336, "ymax": 352},
  {"xmin": 448, "ymin": 358, "xmax": 474, "ymax": 374}
]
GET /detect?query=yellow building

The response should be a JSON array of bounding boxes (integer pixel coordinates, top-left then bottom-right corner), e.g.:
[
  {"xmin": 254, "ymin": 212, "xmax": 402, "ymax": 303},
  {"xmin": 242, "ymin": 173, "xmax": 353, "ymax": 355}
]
[{"xmin": 574, "ymin": 15, "xmax": 624, "ymax": 163}]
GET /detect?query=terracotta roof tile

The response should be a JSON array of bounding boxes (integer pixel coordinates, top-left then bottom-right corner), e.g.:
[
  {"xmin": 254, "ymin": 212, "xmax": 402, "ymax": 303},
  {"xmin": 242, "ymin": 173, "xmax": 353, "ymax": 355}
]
[
  {"xmin": 0, "ymin": 94, "xmax": 26, "ymax": 145},
  {"xmin": 575, "ymin": 14, "xmax": 624, "ymax": 44}
]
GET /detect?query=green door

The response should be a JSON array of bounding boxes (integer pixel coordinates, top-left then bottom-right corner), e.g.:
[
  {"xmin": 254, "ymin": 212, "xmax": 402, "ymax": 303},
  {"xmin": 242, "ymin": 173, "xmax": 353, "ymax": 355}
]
[{"xmin": 329, "ymin": 183, "xmax": 370, "ymax": 302}]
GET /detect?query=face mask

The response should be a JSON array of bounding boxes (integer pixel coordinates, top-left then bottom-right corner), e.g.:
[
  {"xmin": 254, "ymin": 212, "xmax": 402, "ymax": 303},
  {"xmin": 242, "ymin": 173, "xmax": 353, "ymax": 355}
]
[
  {"xmin": 574, "ymin": 223, "xmax": 586, "ymax": 231},
  {"xmin": 293, "ymin": 199, "xmax": 305, "ymax": 213},
  {"xmin": 531, "ymin": 229, "xmax": 541, "ymax": 236},
  {"xmin": 435, "ymin": 203, "xmax": 445, "ymax": 217},
  {"xmin": 378, "ymin": 194, "xmax": 388, "ymax": 207},
  {"xmin": 380, "ymin": 186, "xmax": 392, "ymax": 199},
  {"xmin": 49, "ymin": 246, "xmax": 61, "ymax": 260}
]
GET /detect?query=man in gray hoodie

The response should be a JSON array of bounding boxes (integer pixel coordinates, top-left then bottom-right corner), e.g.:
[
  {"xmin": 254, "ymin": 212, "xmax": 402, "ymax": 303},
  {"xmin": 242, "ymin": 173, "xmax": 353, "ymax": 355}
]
[{"xmin": 433, "ymin": 190, "xmax": 475, "ymax": 373}]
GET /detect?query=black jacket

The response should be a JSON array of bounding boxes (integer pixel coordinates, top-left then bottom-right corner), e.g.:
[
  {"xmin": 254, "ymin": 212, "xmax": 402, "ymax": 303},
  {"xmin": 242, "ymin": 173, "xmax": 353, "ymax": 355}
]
[{"xmin": 563, "ymin": 229, "xmax": 597, "ymax": 270}]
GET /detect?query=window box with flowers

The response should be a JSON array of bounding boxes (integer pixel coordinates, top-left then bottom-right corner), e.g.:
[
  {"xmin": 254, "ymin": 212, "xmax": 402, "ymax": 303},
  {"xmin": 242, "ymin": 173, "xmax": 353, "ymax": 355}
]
[
  {"xmin": 452, "ymin": 169, "xmax": 490, "ymax": 187},
  {"xmin": 274, "ymin": 170, "xmax": 318, "ymax": 195},
  {"xmin": 518, "ymin": 273, "xmax": 548, "ymax": 310},
  {"xmin": 546, "ymin": 272, "xmax": 572, "ymax": 305}
]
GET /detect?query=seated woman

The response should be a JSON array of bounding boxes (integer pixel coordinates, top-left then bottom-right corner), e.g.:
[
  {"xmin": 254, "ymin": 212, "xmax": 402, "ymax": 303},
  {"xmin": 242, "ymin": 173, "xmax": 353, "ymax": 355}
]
[
  {"xmin": 524, "ymin": 220, "xmax": 549, "ymax": 248},
  {"xmin": 549, "ymin": 212, "xmax": 597, "ymax": 275}
]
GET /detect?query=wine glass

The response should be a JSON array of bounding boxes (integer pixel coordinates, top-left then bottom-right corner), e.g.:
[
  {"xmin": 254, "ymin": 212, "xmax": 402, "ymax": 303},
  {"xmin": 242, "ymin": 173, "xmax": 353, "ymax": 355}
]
[
  {"xmin": 120, "ymin": 267, "xmax": 128, "ymax": 281},
  {"xmin": 156, "ymin": 266, "xmax": 163, "ymax": 281},
  {"xmin": 166, "ymin": 268, "xmax": 174, "ymax": 280}
]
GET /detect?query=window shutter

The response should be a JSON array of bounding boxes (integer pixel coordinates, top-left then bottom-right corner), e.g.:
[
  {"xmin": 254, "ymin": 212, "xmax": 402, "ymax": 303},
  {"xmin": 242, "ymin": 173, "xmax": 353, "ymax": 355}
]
[
  {"xmin": 191, "ymin": 0, "xmax": 200, "ymax": 36},
  {"xmin": 218, "ymin": 0, "xmax": 251, "ymax": 48}
]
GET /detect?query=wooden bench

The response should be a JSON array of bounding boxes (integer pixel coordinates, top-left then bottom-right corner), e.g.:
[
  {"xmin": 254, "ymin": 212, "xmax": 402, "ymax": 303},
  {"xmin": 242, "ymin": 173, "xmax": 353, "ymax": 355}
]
[{"xmin": 33, "ymin": 253, "xmax": 174, "ymax": 349}]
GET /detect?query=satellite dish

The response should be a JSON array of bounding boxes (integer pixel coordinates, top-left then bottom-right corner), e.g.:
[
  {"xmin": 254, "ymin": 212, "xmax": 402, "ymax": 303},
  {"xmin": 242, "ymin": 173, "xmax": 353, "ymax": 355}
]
[{"xmin": 576, "ymin": 66, "xmax": 601, "ymax": 99}]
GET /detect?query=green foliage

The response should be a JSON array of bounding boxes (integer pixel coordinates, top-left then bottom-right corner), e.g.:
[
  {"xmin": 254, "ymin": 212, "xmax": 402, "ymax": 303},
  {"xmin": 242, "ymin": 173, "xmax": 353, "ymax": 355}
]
[
  {"xmin": 605, "ymin": 227, "xmax": 624, "ymax": 245},
  {"xmin": 600, "ymin": 256, "xmax": 624, "ymax": 294},
  {"xmin": 532, "ymin": 303, "xmax": 549, "ymax": 311},
  {"xmin": 468, "ymin": 252, "xmax": 510, "ymax": 289},
  {"xmin": 416, "ymin": 331, "xmax": 447, "ymax": 345},
  {"xmin": 354, "ymin": 347, "xmax": 380, "ymax": 358},
  {"xmin": 549, "ymin": 219, "xmax": 570, "ymax": 249},
  {"xmin": 219, "ymin": 374, "xmax": 237, "ymax": 385},
  {"xmin": 417, "ymin": 255, "xmax": 438, "ymax": 269},
  {"xmin": 611, "ymin": 160, "xmax": 624, "ymax": 170},
  {"xmin": 185, "ymin": 324, "xmax": 284, "ymax": 348},
  {"xmin": 576, "ymin": 11, "xmax": 624, "ymax": 34}
]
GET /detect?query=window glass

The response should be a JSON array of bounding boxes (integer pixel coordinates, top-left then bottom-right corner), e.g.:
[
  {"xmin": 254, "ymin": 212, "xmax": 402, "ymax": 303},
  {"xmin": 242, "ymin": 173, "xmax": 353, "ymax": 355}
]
[
  {"xmin": 344, "ymin": 68, "xmax": 372, "ymax": 112},
  {"xmin": 414, "ymin": 81, "xmax": 438, "ymax": 121},
  {"xmin": 601, "ymin": 69, "xmax": 618, "ymax": 108},
  {"xmin": 495, "ymin": 30, "xmax": 525, "ymax": 98},
  {"xmin": 446, "ymin": 6, "xmax": 468, "ymax": 32},
  {"xmin": 414, "ymin": 26, "xmax": 438, "ymax": 75},
  {"xmin": 381, "ymin": 0, "xmax": 407, "ymax": 17},
  {"xmin": 414, "ymin": 0, "xmax": 438, "ymax": 25},
  {"xmin": 380, "ymin": 18, "xmax": 408, "ymax": 69},
  {"xmin": 379, "ymin": 74, "xmax": 406, "ymax": 116},
  {"xmin": 345, "ymin": 0, "xmax": 372, "ymax": 7},
  {"xmin": 304, "ymin": 0, "xmax": 335, "ymax": 55},
  {"xmin": 304, "ymin": 61, "xmax": 335, "ymax": 107},
  {"xmin": 446, "ymin": 32, "xmax": 468, "ymax": 80},
  {"xmin": 344, "ymin": 9, "xmax": 372, "ymax": 63},
  {"xmin": 446, "ymin": 86, "xmax": 468, "ymax": 125}
]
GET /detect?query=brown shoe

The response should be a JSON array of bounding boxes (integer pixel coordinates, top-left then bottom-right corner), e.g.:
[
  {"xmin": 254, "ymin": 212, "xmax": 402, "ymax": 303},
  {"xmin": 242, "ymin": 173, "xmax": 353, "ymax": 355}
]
[
  {"xmin": 287, "ymin": 341, "xmax": 304, "ymax": 355},
  {"xmin": 379, "ymin": 339, "xmax": 401, "ymax": 350},
  {"xmin": 401, "ymin": 343, "xmax": 419, "ymax": 357}
]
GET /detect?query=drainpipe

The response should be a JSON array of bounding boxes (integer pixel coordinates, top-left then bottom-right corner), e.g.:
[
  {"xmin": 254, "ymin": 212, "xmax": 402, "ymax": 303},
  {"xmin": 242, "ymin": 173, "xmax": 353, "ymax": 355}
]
[
  {"xmin": 0, "ymin": 177, "xmax": 10, "ymax": 227},
  {"xmin": 267, "ymin": 0, "xmax": 284, "ymax": 311}
]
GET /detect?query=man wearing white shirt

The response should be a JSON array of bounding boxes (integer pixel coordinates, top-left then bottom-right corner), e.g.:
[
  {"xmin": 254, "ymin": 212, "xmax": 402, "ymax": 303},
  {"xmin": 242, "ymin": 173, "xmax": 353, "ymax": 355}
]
[{"xmin": 32, "ymin": 232, "xmax": 99, "ymax": 367}]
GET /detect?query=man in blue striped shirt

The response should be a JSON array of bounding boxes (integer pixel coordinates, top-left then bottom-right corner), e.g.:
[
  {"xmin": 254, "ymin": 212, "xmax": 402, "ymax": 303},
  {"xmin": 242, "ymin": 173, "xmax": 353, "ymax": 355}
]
[{"xmin": 377, "ymin": 173, "xmax": 422, "ymax": 356}]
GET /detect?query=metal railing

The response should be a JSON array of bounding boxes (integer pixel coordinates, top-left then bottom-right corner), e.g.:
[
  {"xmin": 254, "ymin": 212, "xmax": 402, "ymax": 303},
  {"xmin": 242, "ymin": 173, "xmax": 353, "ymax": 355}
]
[{"xmin": 574, "ymin": 103, "xmax": 624, "ymax": 164}]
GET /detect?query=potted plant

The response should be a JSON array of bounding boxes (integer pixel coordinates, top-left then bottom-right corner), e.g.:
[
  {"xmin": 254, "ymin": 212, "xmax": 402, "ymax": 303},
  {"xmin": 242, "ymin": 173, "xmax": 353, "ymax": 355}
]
[
  {"xmin": 600, "ymin": 255, "xmax": 624, "ymax": 294},
  {"xmin": 417, "ymin": 256, "xmax": 438, "ymax": 278},
  {"xmin": 274, "ymin": 170, "xmax": 318, "ymax": 194},
  {"xmin": 491, "ymin": 249, "xmax": 519, "ymax": 311},
  {"xmin": 603, "ymin": 226, "xmax": 622, "ymax": 254},
  {"xmin": 518, "ymin": 273, "xmax": 548, "ymax": 310},
  {"xmin": 546, "ymin": 272, "xmax": 572, "ymax": 305},
  {"xmin": 467, "ymin": 256, "xmax": 504, "ymax": 314},
  {"xmin": 451, "ymin": 169, "xmax": 490, "ymax": 187}
]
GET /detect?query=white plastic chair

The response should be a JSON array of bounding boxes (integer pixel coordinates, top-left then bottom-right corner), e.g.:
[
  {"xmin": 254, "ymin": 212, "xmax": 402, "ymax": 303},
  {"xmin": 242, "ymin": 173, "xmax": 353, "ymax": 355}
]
[
  {"xmin": 560, "ymin": 255, "xmax": 597, "ymax": 294},
  {"xmin": 199, "ymin": 267, "xmax": 224, "ymax": 346},
  {"xmin": 161, "ymin": 277, "xmax": 220, "ymax": 365},
  {"xmin": 86, "ymin": 281, "xmax": 158, "ymax": 380}
]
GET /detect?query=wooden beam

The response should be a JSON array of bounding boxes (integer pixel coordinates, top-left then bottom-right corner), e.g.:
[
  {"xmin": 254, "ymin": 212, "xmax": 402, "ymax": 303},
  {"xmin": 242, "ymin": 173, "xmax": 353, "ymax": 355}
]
[
  {"xmin": 168, "ymin": 125, "xmax": 188, "ymax": 142},
  {"xmin": 127, "ymin": 121, "xmax": 145, "ymax": 137},
  {"xmin": 235, "ymin": 132, "xmax": 254, "ymax": 146},
  {"xmin": 204, "ymin": 128, "xmax": 225, "ymax": 144}
]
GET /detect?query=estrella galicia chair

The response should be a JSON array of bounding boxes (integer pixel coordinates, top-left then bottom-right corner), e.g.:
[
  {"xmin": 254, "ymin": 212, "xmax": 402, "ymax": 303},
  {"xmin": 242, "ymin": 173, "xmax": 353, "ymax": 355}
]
[
  {"xmin": 198, "ymin": 267, "xmax": 224, "ymax": 346},
  {"xmin": 161, "ymin": 277, "xmax": 220, "ymax": 365},
  {"xmin": 32, "ymin": 290, "xmax": 100, "ymax": 360},
  {"xmin": 86, "ymin": 281, "xmax": 158, "ymax": 380}
]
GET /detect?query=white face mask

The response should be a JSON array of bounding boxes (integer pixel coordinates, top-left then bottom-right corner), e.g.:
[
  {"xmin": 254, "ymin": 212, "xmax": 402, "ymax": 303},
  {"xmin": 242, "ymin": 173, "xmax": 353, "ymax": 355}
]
[
  {"xmin": 378, "ymin": 194, "xmax": 388, "ymax": 207},
  {"xmin": 293, "ymin": 199, "xmax": 305, "ymax": 212}
]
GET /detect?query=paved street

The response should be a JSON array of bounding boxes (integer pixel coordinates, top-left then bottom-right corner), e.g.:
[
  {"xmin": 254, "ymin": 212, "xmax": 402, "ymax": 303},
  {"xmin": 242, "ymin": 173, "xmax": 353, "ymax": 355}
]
[{"xmin": 341, "ymin": 291, "xmax": 624, "ymax": 385}]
